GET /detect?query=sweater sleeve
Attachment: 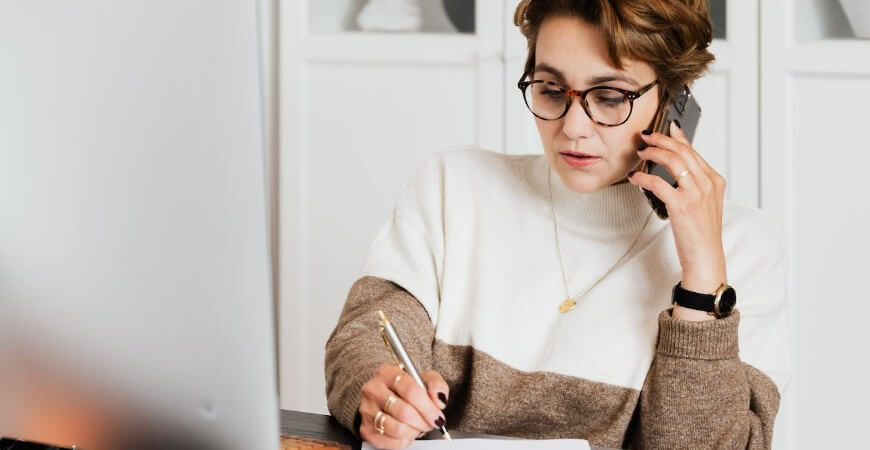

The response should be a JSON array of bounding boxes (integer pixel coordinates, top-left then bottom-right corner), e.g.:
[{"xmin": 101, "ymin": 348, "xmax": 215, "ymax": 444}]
[
  {"xmin": 325, "ymin": 155, "xmax": 446, "ymax": 436},
  {"xmin": 630, "ymin": 218, "xmax": 790, "ymax": 449},
  {"xmin": 324, "ymin": 276, "xmax": 437, "ymax": 436}
]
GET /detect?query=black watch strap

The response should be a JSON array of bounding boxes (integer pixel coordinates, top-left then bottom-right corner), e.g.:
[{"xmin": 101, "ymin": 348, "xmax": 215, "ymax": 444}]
[{"xmin": 671, "ymin": 281, "xmax": 715, "ymax": 312}]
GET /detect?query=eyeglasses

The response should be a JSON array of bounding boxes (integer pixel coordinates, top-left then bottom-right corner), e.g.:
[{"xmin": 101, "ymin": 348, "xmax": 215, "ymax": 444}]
[{"xmin": 517, "ymin": 71, "xmax": 659, "ymax": 126}]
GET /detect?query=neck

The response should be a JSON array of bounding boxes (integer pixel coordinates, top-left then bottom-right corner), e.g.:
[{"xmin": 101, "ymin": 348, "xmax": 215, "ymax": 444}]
[{"xmin": 525, "ymin": 155, "xmax": 653, "ymax": 235}]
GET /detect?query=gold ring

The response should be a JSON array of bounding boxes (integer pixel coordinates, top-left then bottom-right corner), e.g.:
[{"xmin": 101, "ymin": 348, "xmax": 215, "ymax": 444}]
[
  {"xmin": 375, "ymin": 411, "xmax": 387, "ymax": 434},
  {"xmin": 393, "ymin": 373, "xmax": 403, "ymax": 389},
  {"xmin": 374, "ymin": 410, "xmax": 386, "ymax": 434},
  {"xmin": 675, "ymin": 168, "xmax": 690, "ymax": 185},
  {"xmin": 384, "ymin": 395, "xmax": 398, "ymax": 414}
]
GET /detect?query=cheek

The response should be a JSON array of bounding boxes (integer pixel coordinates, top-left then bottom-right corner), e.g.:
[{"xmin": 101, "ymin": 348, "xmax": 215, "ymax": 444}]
[
  {"xmin": 599, "ymin": 129, "xmax": 639, "ymax": 162},
  {"xmin": 534, "ymin": 118, "xmax": 561, "ymax": 143},
  {"xmin": 609, "ymin": 98, "xmax": 659, "ymax": 149},
  {"xmin": 631, "ymin": 96, "xmax": 660, "ymax": 131}
]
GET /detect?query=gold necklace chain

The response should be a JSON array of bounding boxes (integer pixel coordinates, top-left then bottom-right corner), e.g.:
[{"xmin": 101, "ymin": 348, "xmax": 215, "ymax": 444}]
[{"xmin": 547, "ymin": 167, "xmax": 654, "ymax": 313}]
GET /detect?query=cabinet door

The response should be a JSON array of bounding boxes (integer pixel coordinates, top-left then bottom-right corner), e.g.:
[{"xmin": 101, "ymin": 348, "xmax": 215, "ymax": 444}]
[
  {"xmin": 279, "ymin": 1, "xmax": 505, "ymax": 414},
  {"xmin": 762, "ymin": 1, "xmax": 870, "ymax": 448}
]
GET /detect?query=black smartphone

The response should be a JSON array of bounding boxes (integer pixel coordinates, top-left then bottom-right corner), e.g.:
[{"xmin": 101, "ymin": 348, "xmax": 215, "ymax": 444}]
[{"xmin": 639, "ymin": 85, "xmax": 702, "ymax": 220}]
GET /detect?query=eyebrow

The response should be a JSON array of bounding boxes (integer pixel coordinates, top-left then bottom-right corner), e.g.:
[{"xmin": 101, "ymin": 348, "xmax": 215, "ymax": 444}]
[{"xmin": 533, "ymin": 62, "xmax": 640, "ymax": 87}]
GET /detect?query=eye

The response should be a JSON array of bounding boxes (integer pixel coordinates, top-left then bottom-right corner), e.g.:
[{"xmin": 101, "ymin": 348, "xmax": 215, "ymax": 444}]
[
  {"xmin": 540, "ymin": 89, "xmax": 563, "ymax": 98},
  {"xmin": 591, "ymin": 90, "xmax": 627, "ymax": 107}
]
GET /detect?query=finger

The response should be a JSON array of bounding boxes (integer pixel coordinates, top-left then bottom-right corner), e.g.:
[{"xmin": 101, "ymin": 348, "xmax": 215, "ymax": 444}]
[
  {"xmin": 669, "ymin": 120, "xmax": 720, "ymax": 181},
  {"xmin": 359, "ymin": 396, "xmax": 422, "ymax": 442},
  {"xmin": 421, "ymin": 370, "xmax": 450, "ymax": 409},
  {"xmin": 636, "ymin": 145, "xmax": 699, "ymax": 191},
  {"xmin": 367, "ymin": 379, "xmax": 431, "ymax": 433},
  {"xmin": 641, "ymin": 129, "xmax": 704, "ymax": 181},
  {"xmin": 361, "ymin": 401, "xmax": 422, "ymax": 442},
  {"xmin": 379, "ymin": 364, "xmax": 445, "ymax": 429},
  {"xmin": 629, "ymin": 170, "xmax": 679, "ymax": 206},
  {"xmin": 360, "ymin": 421, "xmax": 411, "ymax": 450}
]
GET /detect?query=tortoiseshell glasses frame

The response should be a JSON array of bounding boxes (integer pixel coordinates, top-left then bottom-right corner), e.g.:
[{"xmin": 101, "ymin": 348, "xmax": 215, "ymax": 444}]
[{"xmin": 517, "ymin": 71, "xmax": 660, "ymax": 126}]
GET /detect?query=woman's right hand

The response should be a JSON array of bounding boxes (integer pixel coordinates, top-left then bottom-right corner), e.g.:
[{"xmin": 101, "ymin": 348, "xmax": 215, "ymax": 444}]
[{"xmin": 358, "ymin": 363, "xmax": 450, "ymax": 449}]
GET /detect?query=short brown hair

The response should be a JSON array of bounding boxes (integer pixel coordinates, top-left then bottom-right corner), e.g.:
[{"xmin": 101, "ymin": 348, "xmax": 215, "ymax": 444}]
[{"xmin": 514, "ymin": 0, "xmax": 715, "ymax": 96}]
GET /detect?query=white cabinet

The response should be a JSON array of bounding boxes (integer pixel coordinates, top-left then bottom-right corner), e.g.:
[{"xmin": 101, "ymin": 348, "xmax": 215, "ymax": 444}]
[
  {"xmin": 279, "ymin": 0, "xmax": 506, "ymax": 415},
  {"xmin": 761, "ymin": 1, "xmax": 870, "ymax": 449}
]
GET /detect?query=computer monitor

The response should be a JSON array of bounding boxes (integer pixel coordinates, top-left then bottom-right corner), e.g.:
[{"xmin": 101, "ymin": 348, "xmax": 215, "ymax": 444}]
[{"xmin": 0, "ymin": 1, "xmax": 280, "ymax": 449}]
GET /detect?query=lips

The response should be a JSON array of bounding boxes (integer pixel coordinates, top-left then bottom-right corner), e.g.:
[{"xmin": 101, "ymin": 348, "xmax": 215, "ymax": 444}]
[
  {"xmin": 560, "ymin": 150, "xmax": 598, "ymax": 158},
  {"xmin": 560, "ymin": 152, "xmax": 601, "ymax": 168}
]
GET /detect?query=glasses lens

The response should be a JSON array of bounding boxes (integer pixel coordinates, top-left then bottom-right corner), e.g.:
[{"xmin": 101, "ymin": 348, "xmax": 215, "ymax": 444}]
[
  {"xmin": 587, "ymin": 88, "xmax": 631, "ymax": 125},
  {"xmin": 524, "ymin": 81, "xmax": 566, "ymax": 120}
]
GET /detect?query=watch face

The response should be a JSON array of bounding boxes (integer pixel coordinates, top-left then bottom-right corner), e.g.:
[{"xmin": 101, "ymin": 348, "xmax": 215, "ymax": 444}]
[{"xmin": 716, "ymin": 286, "xmax": 737, "ymax": 316}]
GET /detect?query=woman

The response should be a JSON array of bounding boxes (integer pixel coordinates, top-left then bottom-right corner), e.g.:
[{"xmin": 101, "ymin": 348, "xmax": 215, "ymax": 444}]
[{"xmin": 325, "ymin": 1, "xmax": 789, "ymax": 449}]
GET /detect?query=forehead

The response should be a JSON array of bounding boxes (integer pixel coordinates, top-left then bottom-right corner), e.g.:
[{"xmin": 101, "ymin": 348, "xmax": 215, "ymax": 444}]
[{"xmin": 533, "ymin": 15, "xmax": 654, "ymax": 88}]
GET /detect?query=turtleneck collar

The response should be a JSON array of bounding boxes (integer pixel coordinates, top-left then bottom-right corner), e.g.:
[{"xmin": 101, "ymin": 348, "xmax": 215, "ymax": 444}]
[{"xmin": 524, "ymin": 154, "xmax": 655, "ymax": 236}]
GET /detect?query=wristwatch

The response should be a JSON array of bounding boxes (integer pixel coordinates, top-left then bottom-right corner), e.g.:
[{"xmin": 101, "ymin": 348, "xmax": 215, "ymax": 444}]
[{"xmin": 671, "ymin": 281, "xmax": 737, "ymax": 318}]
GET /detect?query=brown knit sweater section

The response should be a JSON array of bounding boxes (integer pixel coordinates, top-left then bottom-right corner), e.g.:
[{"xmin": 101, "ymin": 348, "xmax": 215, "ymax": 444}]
[{"xmin": 325, "ymin": 276, "xmax": 781, "ymax": 449}]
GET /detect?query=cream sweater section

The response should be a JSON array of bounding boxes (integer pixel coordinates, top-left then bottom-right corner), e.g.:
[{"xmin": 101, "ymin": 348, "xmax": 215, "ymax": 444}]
[{"xmin": 359, "ymin": 147, "xmax": 790, "ymax": 394}]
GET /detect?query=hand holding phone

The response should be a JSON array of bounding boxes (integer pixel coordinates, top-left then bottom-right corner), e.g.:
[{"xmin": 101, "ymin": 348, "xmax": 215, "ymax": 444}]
[{"xmin": 638, "ymin": 85, "xmax": 702, "ymax": 220}]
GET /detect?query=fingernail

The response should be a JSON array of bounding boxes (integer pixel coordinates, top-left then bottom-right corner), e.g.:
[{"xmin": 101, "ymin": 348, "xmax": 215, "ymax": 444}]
[
  {"xmin": 628, "ymin": 170, "xmax": 637, "ymax": 178},
  {"xmin": 641, "ymin": 129, "xmax": 652, "ymax": 136},
  {"xmin": 435, "ymin": 417, "xmax": 445, "ymax": 428},
  {"xmin": 438, "ymin": 392, "xmax": 448, "ymax": 405},
  {"xmin": 673, "ymin": 119, "xmax": 681, "ymax": 129}
]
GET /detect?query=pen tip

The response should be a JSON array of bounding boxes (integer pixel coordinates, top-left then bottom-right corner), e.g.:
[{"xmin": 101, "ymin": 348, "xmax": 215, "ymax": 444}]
[{"xmin": 442, "ymin": 429, "xmax": 452, "ymax": 441}]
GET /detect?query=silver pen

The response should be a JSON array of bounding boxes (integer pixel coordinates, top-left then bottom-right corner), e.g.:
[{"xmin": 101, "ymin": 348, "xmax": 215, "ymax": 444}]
[{"xmin": 377, "ymin": 310, "xmax": 452, "ymax": 441}]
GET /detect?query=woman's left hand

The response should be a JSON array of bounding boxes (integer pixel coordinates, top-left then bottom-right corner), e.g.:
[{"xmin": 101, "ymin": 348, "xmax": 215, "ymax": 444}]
[{"xmin": 628, "ymin": 121, "xmax": 728, "ymax": 321}]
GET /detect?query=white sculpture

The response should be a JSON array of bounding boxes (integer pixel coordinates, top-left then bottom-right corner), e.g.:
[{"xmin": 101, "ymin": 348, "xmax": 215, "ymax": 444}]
[
  {"xmin": 840, "ymin": 0, "xmax": 870, "ymax": 39},
  {"xmin": 356, "ymin": 0, "xmax": 422, "ymax": 32}
]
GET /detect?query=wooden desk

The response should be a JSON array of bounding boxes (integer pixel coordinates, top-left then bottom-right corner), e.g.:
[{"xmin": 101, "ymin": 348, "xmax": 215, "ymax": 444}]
[{"xmin": 281, "ymin": 409, "xmax": 361, "ymax": 449}]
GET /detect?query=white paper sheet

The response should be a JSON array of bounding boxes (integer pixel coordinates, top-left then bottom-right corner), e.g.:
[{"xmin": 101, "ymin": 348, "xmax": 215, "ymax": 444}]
[{"xmin": 362, "ymin": 437, "xmax": 591, "ymax": 449}]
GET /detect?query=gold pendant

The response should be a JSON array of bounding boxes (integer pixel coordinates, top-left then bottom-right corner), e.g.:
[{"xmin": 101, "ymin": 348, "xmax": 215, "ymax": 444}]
[{"xmin": 559, "ymin": 299, "xmax": 576, "ymax": 313}]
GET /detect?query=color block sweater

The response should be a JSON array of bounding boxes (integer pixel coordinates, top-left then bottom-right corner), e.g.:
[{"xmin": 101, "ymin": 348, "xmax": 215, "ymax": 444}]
[{"xmin": 325, "ymin": 147, "xmax": 790, "ymax": 449}]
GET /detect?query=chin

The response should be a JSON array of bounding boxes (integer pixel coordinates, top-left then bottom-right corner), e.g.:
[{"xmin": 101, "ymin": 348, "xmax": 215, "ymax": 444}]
[{"xmin": 553, "ymin": 166, "xmax": 605, "ymax": 193}]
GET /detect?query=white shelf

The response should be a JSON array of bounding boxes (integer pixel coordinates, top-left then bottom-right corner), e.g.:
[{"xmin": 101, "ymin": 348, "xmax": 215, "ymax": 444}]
[
  {"xmin": 307, "ymin": 0, "xmax": 474, "ymax": 35},
  {"xmin": 300, "ymin": 32, "xmax": 480, "ymax": 64}
]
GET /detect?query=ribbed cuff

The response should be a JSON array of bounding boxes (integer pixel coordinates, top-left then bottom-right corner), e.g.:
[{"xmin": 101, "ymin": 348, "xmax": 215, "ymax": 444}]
[
  {"xmin": 335, "ymin": 369, "xmax": 375, "ymax": 438},
  {"xmin": 656, "ymin": 308, "xmax": 740, "ymax": 360}
]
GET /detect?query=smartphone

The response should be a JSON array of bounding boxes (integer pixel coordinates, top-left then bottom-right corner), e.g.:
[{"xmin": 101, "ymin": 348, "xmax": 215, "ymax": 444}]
[{"xmin": 639, "ymin": 85, "xmax": 702, "ymax": 220}]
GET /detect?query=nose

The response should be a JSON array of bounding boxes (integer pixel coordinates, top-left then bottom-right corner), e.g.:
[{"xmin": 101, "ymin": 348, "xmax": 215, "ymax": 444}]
[{"xmin": 561, "ymin": 96, "xmax": 596, "ymax": 140}]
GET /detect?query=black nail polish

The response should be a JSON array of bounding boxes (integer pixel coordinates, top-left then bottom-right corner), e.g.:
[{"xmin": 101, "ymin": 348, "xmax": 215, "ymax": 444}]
[
  {"xmin": 438, "ymin": 392, "xmax": 448, "ymax": 405},
  {"xmin": 435, "ymin": 417, "xmax": 445, "ymax": 427},
  {"xmin": 628, "ymin": 170, "xmax": 637, "ymax": 177},
  {"xmin": 673, "ymin": 119, "xmax": 681, "ymax": 129},
  {"xmin": 637, "ymin": 144, "xmax": 646, "ymax": 151},
  {"xmin": 641, "ymin": 129, "xmax": 652, "ymax": 135}
]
